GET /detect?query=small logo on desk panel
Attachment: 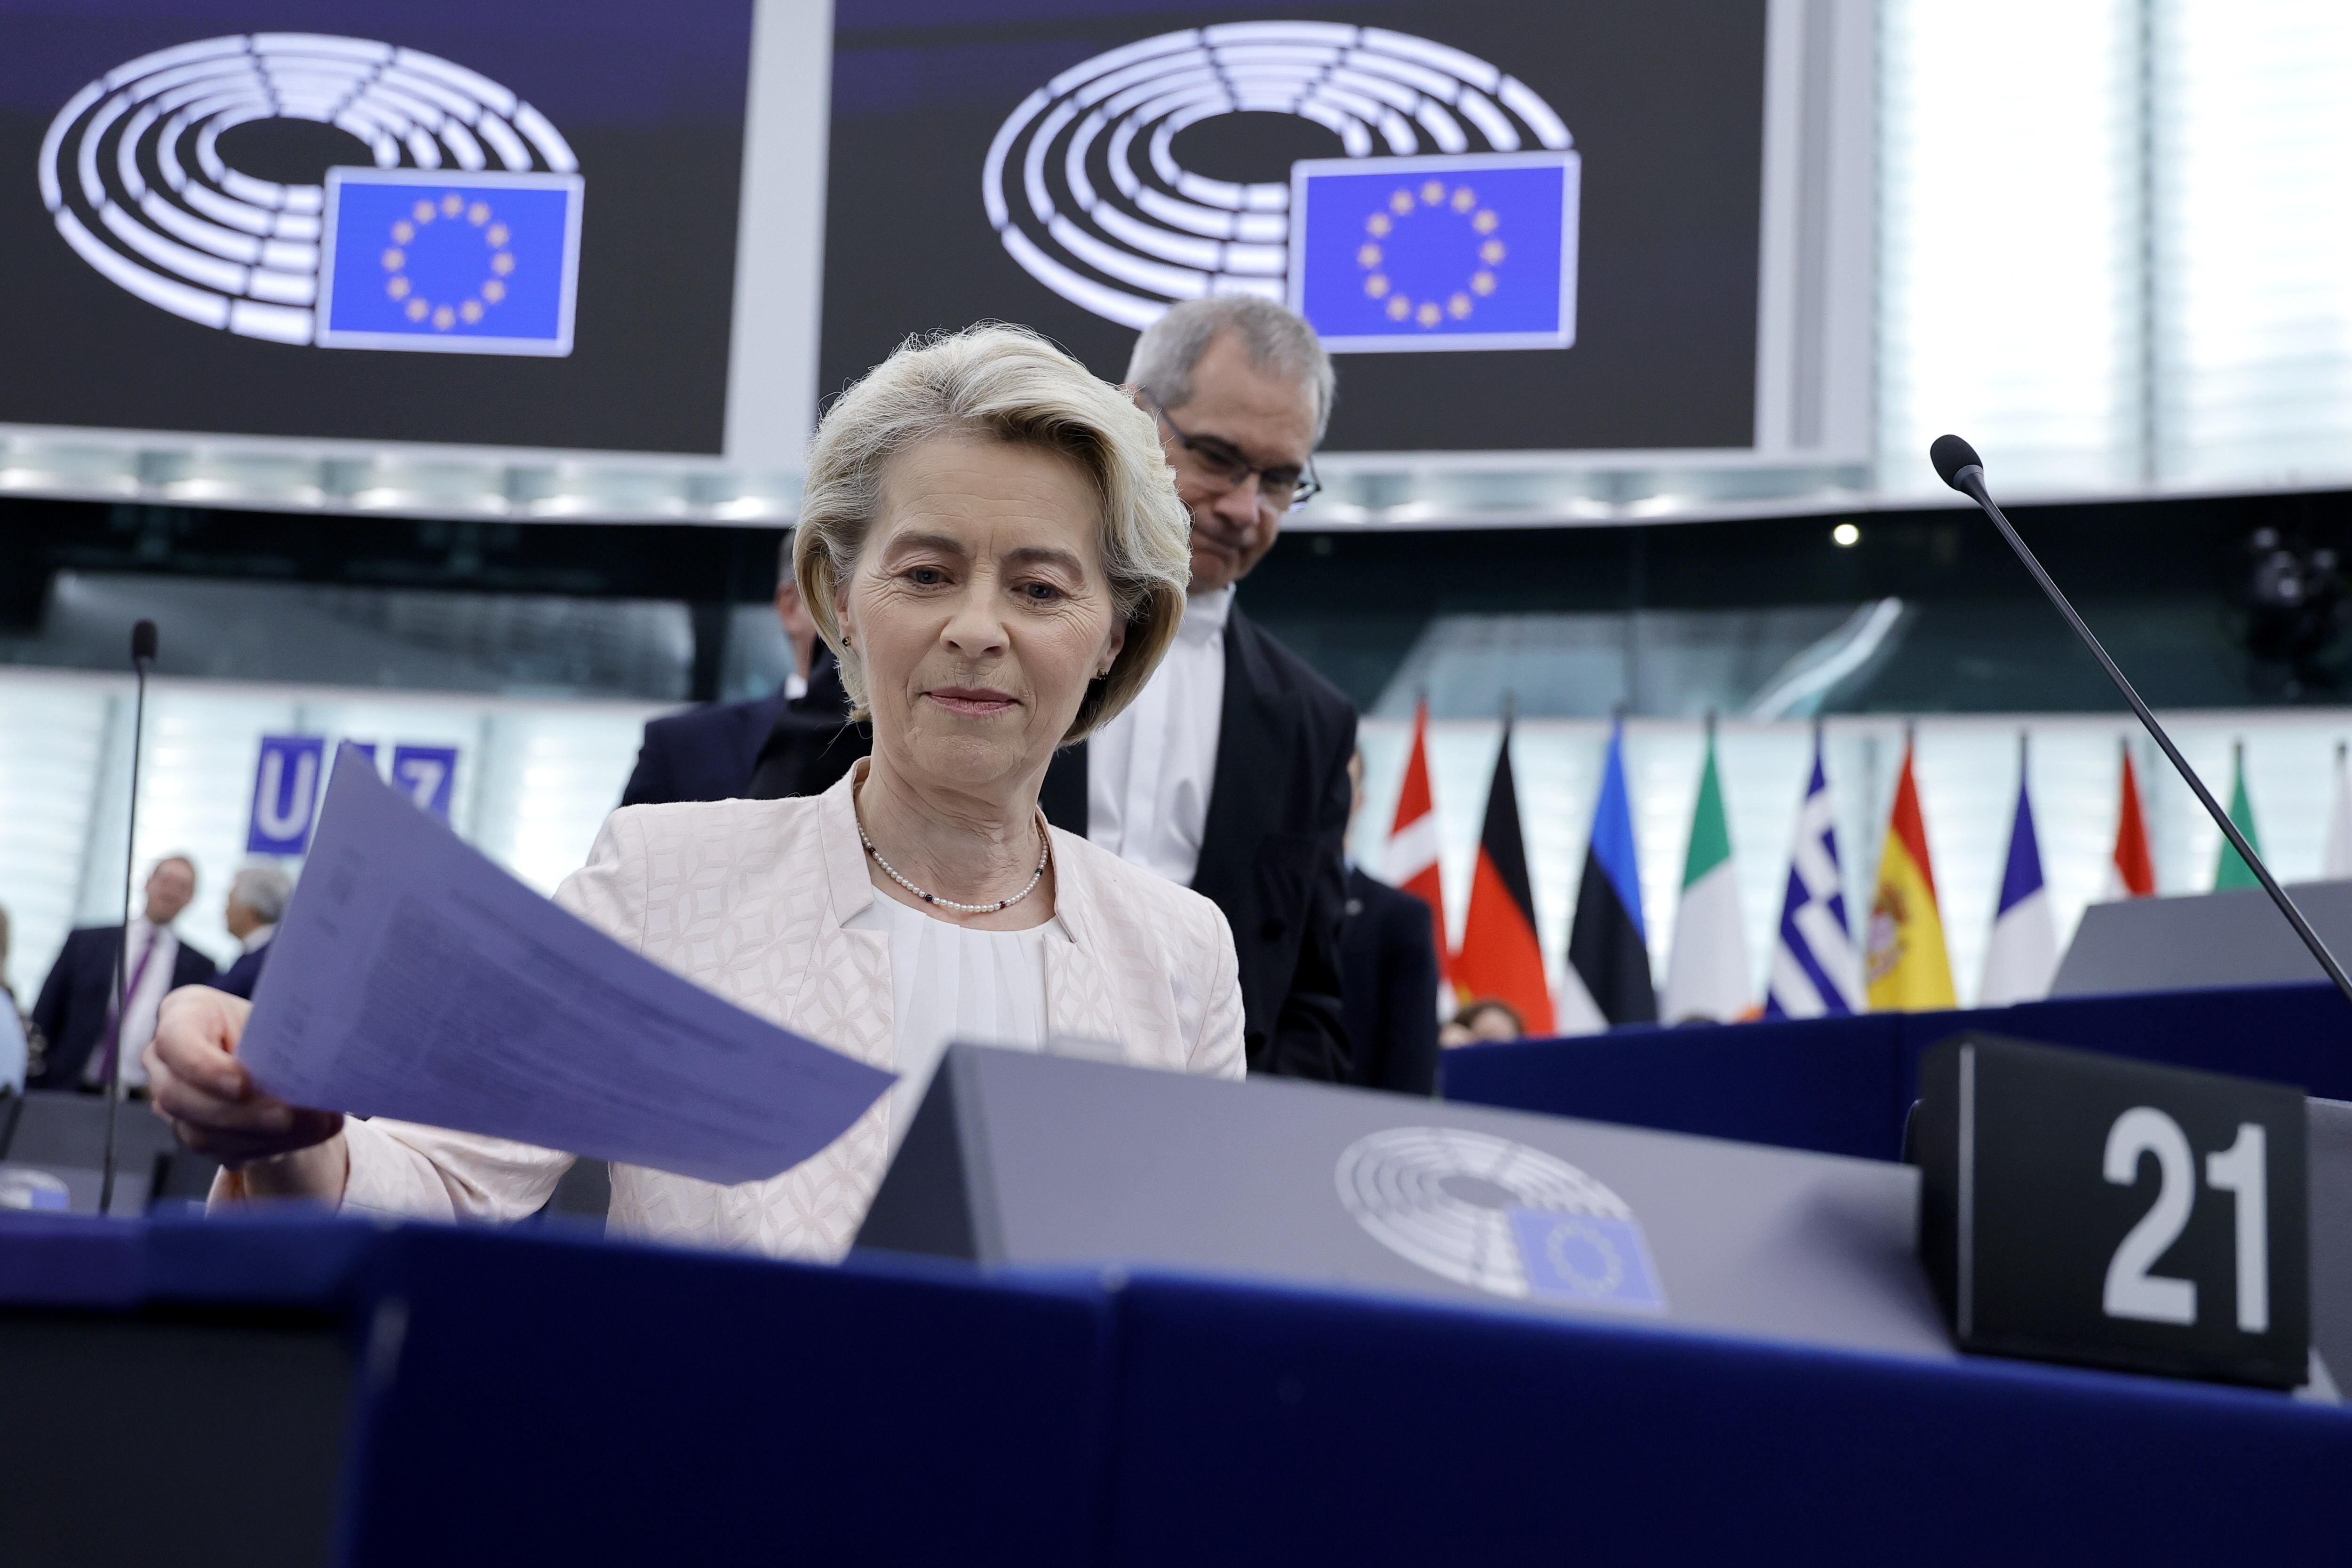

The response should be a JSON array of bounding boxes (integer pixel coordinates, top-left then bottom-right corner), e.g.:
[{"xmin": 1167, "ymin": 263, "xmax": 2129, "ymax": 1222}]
[
  {"xmin": 1335, "ymin": 1126, "xmax": 1665, "ymax": 1310},
  {"xmin": 0, "ymin": 1167, "xmax": 71, "ymax": 1212}
]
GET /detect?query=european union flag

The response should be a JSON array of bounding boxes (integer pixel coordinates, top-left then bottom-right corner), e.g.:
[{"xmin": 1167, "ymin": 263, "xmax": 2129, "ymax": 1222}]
[
  {"xmin": 318, "ymin": 169, "xmax": 583, "ymax": 356},
  {"xmin": 1288, "ymin": 152, "xmax": 1578, "ymax": 353},
  {"xmin": 1508, "ymin": 1207, "xmax": 1667, "ymax": 1311}
]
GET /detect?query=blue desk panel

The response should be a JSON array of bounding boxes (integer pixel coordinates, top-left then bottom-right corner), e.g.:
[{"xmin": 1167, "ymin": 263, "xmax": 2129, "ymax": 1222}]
[
  {"xmin": 3, "ymin": 1212, "xmax": 2345, "ymax": 1564},
  {"xmin": 333, "ymin": 1227, "xmax": 1119, "ymax": 1568},
  {"xmin": 1106, "ymin": 1273, "xmax": 2351, "ymax": 1566},
  {"xmin": 1445, "ymin": 980, "xmax": 2352, "ymax": 1161},
  {"xmin": 1438, "ymin": 1012, "xmax": 1912, "ymax": 1160}
]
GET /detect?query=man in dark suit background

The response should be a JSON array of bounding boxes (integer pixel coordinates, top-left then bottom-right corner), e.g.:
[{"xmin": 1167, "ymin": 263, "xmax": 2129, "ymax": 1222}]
[
  {"xmin": 209, "ymin": 863, "xmax": 293, "ymax": 1001},
  {"xmin": 620, "ymin": 531, "xmax": 865, "ymax": 808},
  {"xmin": 1040, "ymin": 298, "xmax": 1357, "ymax": 1082},
  {"xmin": 31, "ymin": 855, "xmax": 215, "ymax": 1091},
  {"xmin": 1338, "ymin": 750, "xmax": 1440, "ymax": 1096}
]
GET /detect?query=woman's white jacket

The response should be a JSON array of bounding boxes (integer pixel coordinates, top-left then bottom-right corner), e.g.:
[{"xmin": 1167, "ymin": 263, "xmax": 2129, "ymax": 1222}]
[{"xmin": 321, "ymin": 767, "xmax": 1246, "ymax": 1259}]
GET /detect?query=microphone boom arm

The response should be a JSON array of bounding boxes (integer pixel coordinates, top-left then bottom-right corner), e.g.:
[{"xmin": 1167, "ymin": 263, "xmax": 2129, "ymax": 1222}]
[
  {"xmin": 99, "ymin": 621, "xmax": 157, "ymax": 1217},
  {"xmin": 1945, "ymin": 455, "xmax": 2352, "ymax": 1014}
]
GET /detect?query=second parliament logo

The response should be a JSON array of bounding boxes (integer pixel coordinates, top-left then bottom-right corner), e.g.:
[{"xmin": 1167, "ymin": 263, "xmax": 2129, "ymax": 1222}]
[{"xmin": 984, "ymin": 22, "xmax": 1580, "ymax": 352}]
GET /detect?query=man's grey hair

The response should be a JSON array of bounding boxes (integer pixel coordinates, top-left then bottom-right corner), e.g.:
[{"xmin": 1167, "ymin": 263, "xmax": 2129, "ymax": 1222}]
[
  {"xmin": 776, "ymin": 526, "xmax": 796, "ymax": 587},
  {"xmin": 230, "ymin": 863, "xmax": 294, "ymax": 925},
  {"xmin": 1126, "ymin": 297, "xmax": 1335, "ymax": 442}
]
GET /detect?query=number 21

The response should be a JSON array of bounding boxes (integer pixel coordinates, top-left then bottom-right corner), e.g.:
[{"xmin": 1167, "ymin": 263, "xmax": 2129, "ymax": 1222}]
[{"xmin": 2101, "ymin": 1108, "xmax": 2267, "ymax": 1333}]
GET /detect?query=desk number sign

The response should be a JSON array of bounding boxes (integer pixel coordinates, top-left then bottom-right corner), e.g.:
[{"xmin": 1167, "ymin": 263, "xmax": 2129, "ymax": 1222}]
[{"xmin": 1914, "ymin": 1033, "xmax": 2307, "ymax": 1388}]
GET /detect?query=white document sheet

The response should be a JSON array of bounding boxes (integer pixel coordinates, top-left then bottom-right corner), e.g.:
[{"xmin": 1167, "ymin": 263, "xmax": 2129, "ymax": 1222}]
[{"xmin": 238, "ymin": 745, "xmax": 894, "ymax": 1185}]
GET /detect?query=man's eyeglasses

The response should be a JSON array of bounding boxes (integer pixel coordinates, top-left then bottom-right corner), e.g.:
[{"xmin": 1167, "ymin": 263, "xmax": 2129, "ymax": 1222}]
[{"xmin": 1142, "ymin": 391, "xmax": 1321, "ymax": 513}]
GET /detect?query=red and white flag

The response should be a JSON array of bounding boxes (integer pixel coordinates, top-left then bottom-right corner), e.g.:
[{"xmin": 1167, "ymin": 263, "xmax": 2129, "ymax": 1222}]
[
  {"xmin": 2106, "ymin": 745, "xmax": 2156, "ymax": 900},
  {"xmin": 1384, "ymin": 700, "xmax": 1451, "ymax": 992}
]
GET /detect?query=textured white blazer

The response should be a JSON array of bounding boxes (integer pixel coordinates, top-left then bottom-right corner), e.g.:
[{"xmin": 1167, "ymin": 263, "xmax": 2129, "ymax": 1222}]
[{"xmin": 321, "ymin": 766, "xmax": 1246, "ymax": 1259}]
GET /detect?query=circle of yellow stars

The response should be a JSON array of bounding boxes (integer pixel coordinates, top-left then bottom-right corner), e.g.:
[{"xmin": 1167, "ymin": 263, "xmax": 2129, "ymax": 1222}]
[
  {"xmin": 1358, "ymin": 179, "xmax": 1504, "ymax": 328},
  {"xmin": 380, "ymin": 192, "xmax": 516, "ymax": 331}
]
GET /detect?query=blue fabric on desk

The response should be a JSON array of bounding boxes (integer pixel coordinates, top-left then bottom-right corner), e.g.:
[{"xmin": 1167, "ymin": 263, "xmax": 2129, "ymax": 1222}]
[
  {"xmin": 1440, "ymin": 1012, "xmax": 1911, "ymax": 1159},
  {"xmin": 0, "ymin": 1212, "xmax": 140, "ymax": 1307},
  {"xmin": 1445, "ymin": 979, "xmax": 2352, "ymax": 1161},
  {"xmin": 3, "ymin": 1216, "xmax": 2349, "ymax": 1562},
  {"xmin": 0, "ymin": 1210, "xmax": 387, "ymax": 1312},
  {"xmin": 1103, "ymin": 1271, "xmax": 2352, "ymax": 1566},
  {"xmin": 1993, "ymin": 981, "xmax": 2352, "ymax": 1097},
  {"xmin": 146, "ymin": 1209, "xmax": 384, "ymax": 1307},
  {"xmin": 332, "ymin": 1225, "xmax": 1118, "ymax": 1568}
]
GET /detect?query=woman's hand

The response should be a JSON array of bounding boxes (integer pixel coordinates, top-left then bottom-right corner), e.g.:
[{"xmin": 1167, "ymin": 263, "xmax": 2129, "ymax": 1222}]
[{"xmin": 146, "ymin": 987, "xmax": 348, "ymax": 1200}]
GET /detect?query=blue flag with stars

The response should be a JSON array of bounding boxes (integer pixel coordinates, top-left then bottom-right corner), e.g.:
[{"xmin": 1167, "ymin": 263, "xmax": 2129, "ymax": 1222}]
[
  {"xmin": 318, "ymin": 169, "xmax": 583, "ymax": 356},
  {"xmin": 1288, "ymin": 151, "xmax": 1578, "ymax": 352}
]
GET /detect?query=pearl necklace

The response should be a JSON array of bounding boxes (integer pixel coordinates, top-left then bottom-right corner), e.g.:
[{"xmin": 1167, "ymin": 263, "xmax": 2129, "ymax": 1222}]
[{"xmin": 857, "ymin": 808, "xmax": 1051, "ymax": 915}]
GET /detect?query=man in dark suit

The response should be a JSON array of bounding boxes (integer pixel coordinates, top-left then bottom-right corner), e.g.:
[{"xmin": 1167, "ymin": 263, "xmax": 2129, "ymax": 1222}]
[
  {"xmin": 1338, "ymin": 751, "xmax": 1440, "ymax": 1096},
  {"xmin": 209, "ymin": 863, "xmax": 293, "ymax": 1001},
  {"xmin": 1039, "ymin": 298, "xmax": 1356, "ymax": 1081},
  {"xmin": 31, "ymin": 855, "xmax": 215, "ymax": 1091},
  {"xmin": 620, "ymin": 531, "xmax": 864, "ymax": 807}
]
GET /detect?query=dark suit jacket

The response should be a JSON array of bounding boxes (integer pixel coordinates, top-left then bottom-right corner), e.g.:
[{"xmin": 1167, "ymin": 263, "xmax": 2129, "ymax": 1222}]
[
  {"xmin": 620, "ymin": 688, "xmax": 788, "ymax": 808},
  {"xmin": 210, "ymin": 938, "xmax": 270, "ymax": 1001},
  {"xmin": 620, "ymin": 650, "xmax": 861, "ymax": 807},
  {"xmin": 1341, "ymin": 867, "xmax": 1441, "ymax": 1096},
  {"xmin": 30, "ymin": 925, "xmax": 216, "ymax": 1088},
  {"xmin": 1041, "ymin": 604, "xmax": 1357, "ymax": 1081},
  {"xmin": 748, "ymin": 651, "xmax": 867, "ymax": 800}
]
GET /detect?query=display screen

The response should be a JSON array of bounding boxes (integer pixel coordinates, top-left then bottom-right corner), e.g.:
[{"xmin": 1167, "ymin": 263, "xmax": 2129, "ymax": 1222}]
[
  {"xmin": 821, "ymin": 0, "xmax": 1768, "ymax": 454},
  {"xmin": 0, "ymin": 1, "xmax": 753, "ymax": 454}
]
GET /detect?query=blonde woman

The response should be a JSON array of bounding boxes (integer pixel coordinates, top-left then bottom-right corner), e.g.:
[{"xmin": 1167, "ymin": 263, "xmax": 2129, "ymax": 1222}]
[{"xmin": 146, "ymin": 325, "xmax": 1244, "ymax": 1259}]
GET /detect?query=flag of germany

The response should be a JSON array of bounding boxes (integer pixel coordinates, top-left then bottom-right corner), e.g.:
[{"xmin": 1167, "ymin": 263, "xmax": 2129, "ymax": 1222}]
[{"xmin": 1454, "ymin": 720, "xmax": 1553, "ymax": 1033}]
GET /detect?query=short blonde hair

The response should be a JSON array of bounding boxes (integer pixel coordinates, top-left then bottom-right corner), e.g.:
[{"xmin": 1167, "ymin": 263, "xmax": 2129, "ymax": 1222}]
[{"xmin": 796, "ymin": 324, "xmax": 1191, "ymax": 743}]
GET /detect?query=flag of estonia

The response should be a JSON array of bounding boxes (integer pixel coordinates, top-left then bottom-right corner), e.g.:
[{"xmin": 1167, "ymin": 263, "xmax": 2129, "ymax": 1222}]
[
  {"xmin": 1568, "ymin": 722, "xmax": 1657, "ymax": 1027},
  {"xmin": 1288, "ymin": 151, "xmax": 1578, "ymax": 352}
]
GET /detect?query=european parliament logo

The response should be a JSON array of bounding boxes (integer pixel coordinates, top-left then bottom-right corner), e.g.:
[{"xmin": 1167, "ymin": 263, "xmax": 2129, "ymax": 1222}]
[
  {"xmin": 984, "ymin": 24, "xmax": 1580, "ymax": 354},
  {"xmin": 1335, "ymin": 1126, "xmax": 1668, "ymax": 1311},
  {"xmin": 318, "ymin": 170, "xmax": 583, "ymax": 356},
  {"xmin": 1290, "ymin": 152, "xmax": 1577, "ymax": 352},
  {"xmin": 39, "ymin": 33, "xmax": 580, "ymax": 350}
]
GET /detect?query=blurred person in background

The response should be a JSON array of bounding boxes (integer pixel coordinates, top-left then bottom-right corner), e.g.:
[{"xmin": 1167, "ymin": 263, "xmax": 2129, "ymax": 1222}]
[
  {"xmin": 31, "ymin": 855, "xmax": 215, "ymax": 1093},
  {"xmin": 1440, "ymin": 998, "xmax": 1525, "ymax": 1048},
  {"xmin": 0, "ymin": 904, "xmax": 28, "ymax": 1095},
  {"xmin": 1040, "ymin": 297, "xmax": 1357, "ymax": 1082},
  {"xmin": 620, "ymin": 530, "xmax": 863, "ymax": 807},
  {"xmin": 209, "ymin": 863, "xmax": 294, "ymax": 1001},
  {"xmin": 150, "ymin": 324, "xmax": 1242, "ymax": 1256},
  {"xmin": 1338, "ymin": 749, "xmax": 1438, "ymax": 1095}
]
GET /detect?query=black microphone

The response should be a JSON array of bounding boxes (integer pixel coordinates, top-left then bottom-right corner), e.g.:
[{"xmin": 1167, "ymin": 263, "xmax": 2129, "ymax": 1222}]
[
  {"xmin": 1931, "ymin": 436, "xmax": 2352, "ymax": 1013},
  {"xmin": 98, "ymin": 620, "xmax": 158, "ymax": 1217}
]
